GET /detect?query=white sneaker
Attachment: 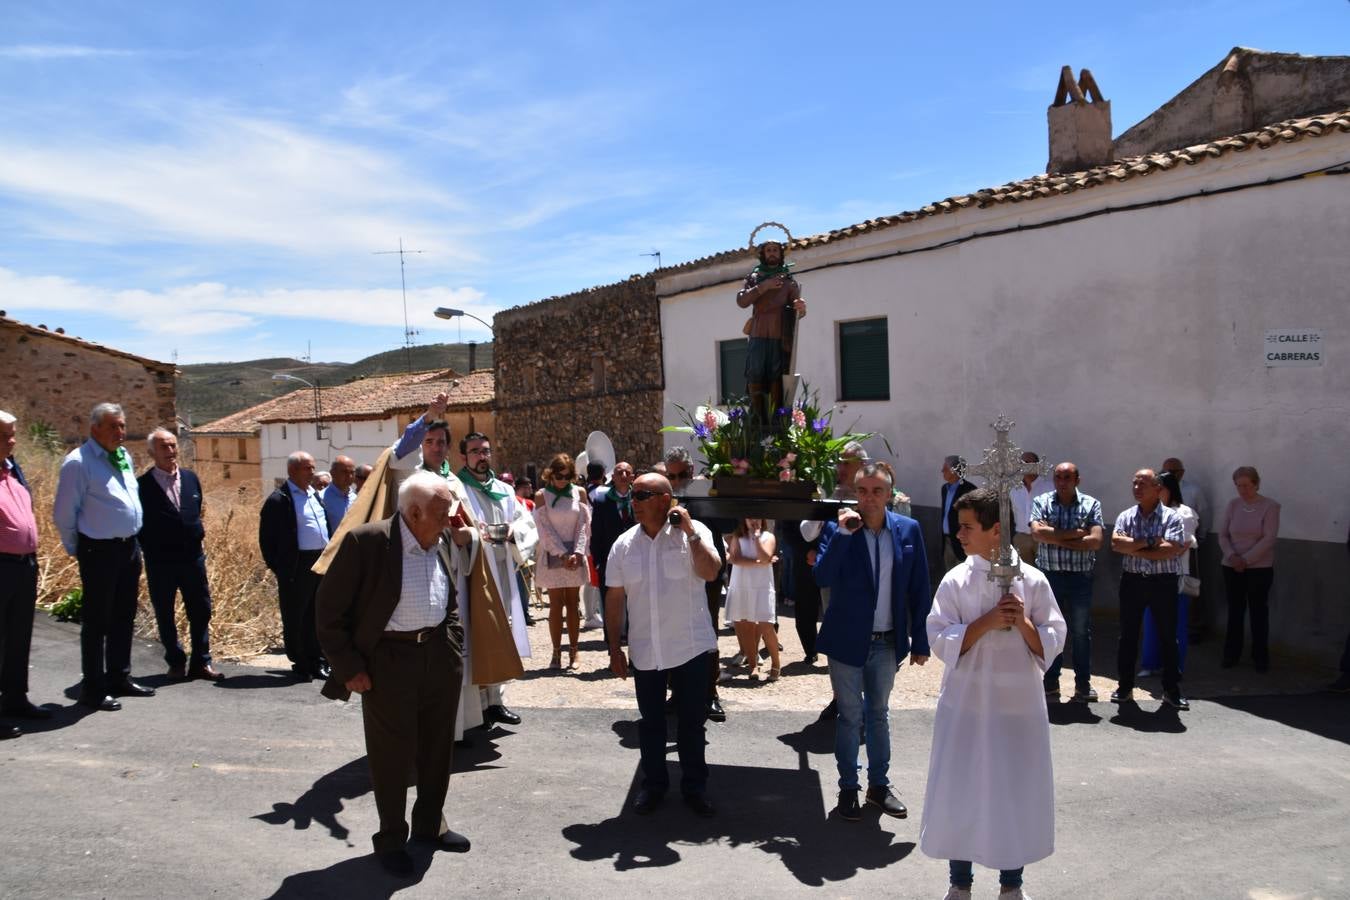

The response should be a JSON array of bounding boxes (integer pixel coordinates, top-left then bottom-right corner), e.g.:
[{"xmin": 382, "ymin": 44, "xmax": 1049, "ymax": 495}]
[
  {"xmin": 942, "ymin": 888, "xmax": 972, "ymax": 900},
  {"xmin": 729, "ymin": 653, "xmax": 747, "ymax": 667},
  {"xmin": 998, "ymin": 888, "xmax": 1031, "ymax": 899}
]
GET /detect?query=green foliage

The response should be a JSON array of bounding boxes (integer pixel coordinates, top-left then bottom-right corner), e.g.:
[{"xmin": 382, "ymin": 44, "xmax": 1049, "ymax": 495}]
[
  {"xmin": 49, "ymin": 587, "xmax": 83, "ymax": 623},
  {"xmin": 661, "ymin": 383, "xmax": 873, "ymax": 497},
  {"xmin": 25, "ymin": 420, "xmax": 64, "ymax": 455}
]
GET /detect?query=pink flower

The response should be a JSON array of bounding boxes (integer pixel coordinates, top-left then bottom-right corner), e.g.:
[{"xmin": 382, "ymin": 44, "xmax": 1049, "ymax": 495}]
[
  {"xmin": 703, "ymin": 411, "xmax": 719, "ymax": 432},
  {"xmin": 784, "ymin": 452, "xmax": 798, "ymax": 464},
  {"xmin": 778, "ymin": 468, "xmax": 793, "ymax": 481},
  {"xmin": 731, "ymin": 458, "xmax": 750, "ymax": 474},
  {"xmin": 776, "ymin": 456, "xmax": 791, "ymax": 469},
  {"xmin": 792, "ymin": 408, "xmax": 806, "ymax": 428}
]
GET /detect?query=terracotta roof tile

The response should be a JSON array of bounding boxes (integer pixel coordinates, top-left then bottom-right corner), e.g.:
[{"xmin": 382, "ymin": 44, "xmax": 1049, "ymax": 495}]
[
  {"xmin": 639, "ymin": 109, "xmax": 1350, "ymax": 279},
  {"xmin": 194, "ymin": 368, "xmax": 494, "ymax": 434}
]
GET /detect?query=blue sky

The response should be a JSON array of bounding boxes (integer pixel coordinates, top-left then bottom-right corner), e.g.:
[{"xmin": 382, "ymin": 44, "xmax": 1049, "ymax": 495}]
[{"xmin": 2, "ymin": 1, "xmax": 1345, "ymax": 364}]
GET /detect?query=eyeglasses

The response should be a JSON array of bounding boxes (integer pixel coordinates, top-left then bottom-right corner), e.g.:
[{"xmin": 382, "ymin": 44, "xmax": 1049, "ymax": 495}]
[{"xmin": 631, "ymin": 489, "xmax": 669, "ymax": 503}]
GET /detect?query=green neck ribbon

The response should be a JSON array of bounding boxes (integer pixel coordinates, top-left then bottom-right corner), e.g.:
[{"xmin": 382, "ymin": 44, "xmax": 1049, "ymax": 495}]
[
  {"xmin": 543, "ymin": 482, "xmax": 573, "ymax": 507},
  {"xmin": 107, "ymin": 446, "xmax": 132, "ymax": 473},
  {"xmin": 752, "ymin": 262, "xmax": 794, "ymax": 280},
  {"xmin": 459, "ymin": 467, "xmax": 510, "ymax": 501},
  {"xmin": 424, "ymin": 459, "xmax": 451, "ymax": 478}
]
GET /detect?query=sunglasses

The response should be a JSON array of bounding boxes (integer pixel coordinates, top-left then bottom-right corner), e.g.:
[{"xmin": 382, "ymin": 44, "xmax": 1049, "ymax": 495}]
[{"xmin": 631, "ymin": 489, "xmax": 670, "ymax": 503}]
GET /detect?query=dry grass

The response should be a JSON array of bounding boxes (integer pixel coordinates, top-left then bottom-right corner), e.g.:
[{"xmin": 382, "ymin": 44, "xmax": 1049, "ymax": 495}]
[{"xmin": 21, "ymin": 438, "xmax": 281, "ymax": 660}]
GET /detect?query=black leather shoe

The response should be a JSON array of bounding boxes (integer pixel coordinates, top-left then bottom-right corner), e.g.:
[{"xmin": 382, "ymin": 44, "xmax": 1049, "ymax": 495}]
[
  {"xmin": 418, "ymin": 829, "xmax": 470, "ymax": 853},
  {"xmin": 291, "ymin": 665, "xmax": 313, "ymax": 682},
  {"xmin": 706, "ymin": 698, "xmax": 726, "ymax": 723},
  {"xmin": 2, "ymin": 699, "xmax": 52, "ymax": 720},
  {"xmin": 1163, "ymin": 692, "xmax": 1190, "ymax": 711},
  {"xmin": 310, "ymin": 663, "xmax": 332, "ymax": 680},
  {"xmin": 80, "ymin": 694, "xmax": 122, "ymax": 711},
  {"xmin": 632, "ymin": 789, "xmax": 664, "ymax": 815},
  {"xmin": 865, "ymin": 785, "xmax": 908, "ymax": 818},
  {"xmin": 377, "ymin": 849, "xmax": 415, "ymax": 877},
  {"xmin": 683, "ymin": 794, "xmax": 715, "ymax": 817},
  {"xmin": 834, "ymin": 788, "xmax": 861, "ymax": 821},
  {"xmin": 484, "ymin": 704, "xmax": 521, "ymax": 726},
  {"xmin": 1, "ymin": 723, "xmax": 20, "ymax": 739},
  {"xmin": 167, "ymin": 663, "xmax": 187, "ymax": 679},
  {"xmin": 110, "ymin": 680, "xmax": 156, "ymax": 698}
]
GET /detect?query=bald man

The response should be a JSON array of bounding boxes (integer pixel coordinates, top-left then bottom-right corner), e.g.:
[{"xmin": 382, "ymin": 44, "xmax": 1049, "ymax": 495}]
[
  {"xmin": 605, "ymin": 473, "xmax": 722, "ymax": 816},
  {"xmin": 323, "ymin": 455, "xmax": 358, "ymax": 536}
]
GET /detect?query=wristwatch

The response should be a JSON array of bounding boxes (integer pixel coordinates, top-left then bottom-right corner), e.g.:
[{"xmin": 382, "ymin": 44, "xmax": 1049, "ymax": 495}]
[{"xmin": 686, "ymin": 531, "xmax": 703, "ymax": 543}]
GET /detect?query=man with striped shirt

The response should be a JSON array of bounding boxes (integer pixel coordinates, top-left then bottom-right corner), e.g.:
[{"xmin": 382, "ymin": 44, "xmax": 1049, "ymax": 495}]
[
  {"xmin": 1031, "ymin": 462, "xmax": 1104, "ymax": 702},
  {"xmin": 1110, "ymin": 469, "xmax": 1188, "ymax": 710}
]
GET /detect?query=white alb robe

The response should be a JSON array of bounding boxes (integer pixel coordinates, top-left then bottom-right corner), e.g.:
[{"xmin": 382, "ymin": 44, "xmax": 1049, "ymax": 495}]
[{"xmin": 919, "ymin": 551, "xmax": 1066, "ymax": 871}]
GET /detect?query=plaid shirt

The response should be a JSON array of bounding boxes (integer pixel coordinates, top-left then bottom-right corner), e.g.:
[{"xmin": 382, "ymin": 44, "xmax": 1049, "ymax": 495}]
[
  {"xmin": 1113, "ymin": 504, "xmax": 1185, "ymax": 575},
  {"xmin": 1031, "ymin": 489, "xmax": 1103, "ymax": 573}
]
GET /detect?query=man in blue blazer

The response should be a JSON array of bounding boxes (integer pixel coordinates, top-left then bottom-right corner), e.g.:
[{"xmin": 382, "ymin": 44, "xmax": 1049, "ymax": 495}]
[{"xmin": 814, "ymin": 460, "xmax": 931, "ymax": 823}]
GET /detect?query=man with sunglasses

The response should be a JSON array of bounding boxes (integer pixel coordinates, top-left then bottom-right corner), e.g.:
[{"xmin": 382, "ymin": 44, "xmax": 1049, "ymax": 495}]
[
  {"xmin": 605, "ymin": 473, "xmax": 723, "ymax": 817},
  {"xmin": 665, "ymin": 446, "xmax": 732, "ymax": 723}
]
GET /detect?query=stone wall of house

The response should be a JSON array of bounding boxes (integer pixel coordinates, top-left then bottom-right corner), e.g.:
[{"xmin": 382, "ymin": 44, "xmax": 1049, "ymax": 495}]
[
  {"xmin": 493, "ymin": 276, "xmax": 665, "ymax": 475},
  {"xmin": 0, "ymin": 325, "xmax": 177, "ymax": 446}
]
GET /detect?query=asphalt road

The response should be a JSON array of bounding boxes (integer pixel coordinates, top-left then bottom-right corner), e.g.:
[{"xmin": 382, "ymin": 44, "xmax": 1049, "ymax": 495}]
[{"xmin": 1, "ymin": 616, "xmax": 1347, "ymax": 899}]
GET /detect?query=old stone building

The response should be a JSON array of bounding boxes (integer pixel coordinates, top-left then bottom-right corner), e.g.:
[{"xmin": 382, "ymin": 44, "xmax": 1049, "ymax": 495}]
[
  {"xmin": 0, "ymin": 312, "xmax": 177, "ymax": 445},
  {"xmin": 493, "ymin": 275, "xmax": 664, "ymax": 474}
]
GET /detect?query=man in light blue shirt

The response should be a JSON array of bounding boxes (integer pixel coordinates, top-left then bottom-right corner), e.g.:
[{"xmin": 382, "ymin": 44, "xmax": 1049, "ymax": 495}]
[
  {"xmin": 322, "ymin": 455, "xmax": 358, "ymax": 537},
  {"xmin": 52, "ymin": 403, "xmax": 156, "ymax": 710}
]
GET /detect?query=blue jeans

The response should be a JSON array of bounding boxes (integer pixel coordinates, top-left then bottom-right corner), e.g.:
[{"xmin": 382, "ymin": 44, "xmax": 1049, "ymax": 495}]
[
  {"xmin": 828, "ymin": 633, "xmax": 897, "ymax": 790},
  {"xmin": 1141, "ymin": 593, "xmax": 1189, "ymax": 672},
  {"xmin": 1043, "ymin": 570, "xmax": 1093, "ymax": 692},
  {"xmin": 949, "ymin": 860, "xmax": 1024, "ymax": 888}
]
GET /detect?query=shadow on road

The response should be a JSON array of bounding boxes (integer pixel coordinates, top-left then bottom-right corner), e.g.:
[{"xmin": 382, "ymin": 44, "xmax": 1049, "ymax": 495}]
[
  {"xmin": 265, "ymin": 847, "xmax": 433, "ymax": 899},
  {"xmin": 214, "ymin": 670, "xmax": 307, "ymax": 689},
  {"xmin": 253, "ymin": 756, "xmax": 371, "ymax": 844},
  {"xmin": 1048, "ymin": 700, "xmax": 1104, "ymax": 727},
  {"xmin": 1206, "ymin": 692, "xmax": 1350, "ymax": 745},
  {"xmin": 562, "ymin": 715, "xmax": 912, "ymax": 886},
  {"xmin": 1107, "ymin": 701, "xmax": 1187, "ymax": 733}
]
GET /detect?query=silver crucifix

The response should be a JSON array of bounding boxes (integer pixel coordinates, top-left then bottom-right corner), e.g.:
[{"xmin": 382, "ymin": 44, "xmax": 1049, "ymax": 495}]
[{"xmin": 967, "ymin": 415, "xmax": 1053, "ymax": 619}]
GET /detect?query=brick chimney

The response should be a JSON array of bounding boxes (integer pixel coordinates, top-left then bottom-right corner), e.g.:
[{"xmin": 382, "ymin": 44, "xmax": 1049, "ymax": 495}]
[
  {"xmin": 1212, "ymin": 49, "xmax": 1255, "ymax": 139},
  {"xmin": 467, "ymin": 340, "xmax": 478, "ymax": 371},
  {"xmin": 1047, "ymin": 66, "xmax": 1113, "ymax": 173}
]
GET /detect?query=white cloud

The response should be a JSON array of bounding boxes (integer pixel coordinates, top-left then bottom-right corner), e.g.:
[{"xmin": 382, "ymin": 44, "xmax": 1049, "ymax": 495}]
[
  {"xmin": 0, "ymin": 111, "xmax": 475, "ymax": 259},
  {"xmin": 0, "ymin": 266, "xmax": 494, "ymax": 343},
  {"xmin": 0, "ymin": 44, "xmax": 136, "ymax": 60}
]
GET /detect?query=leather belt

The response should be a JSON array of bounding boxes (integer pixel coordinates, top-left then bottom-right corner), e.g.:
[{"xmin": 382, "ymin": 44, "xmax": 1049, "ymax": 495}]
[
  {"xmin": 79, "ymin": 534, "xmax": 135, "ymax": 545},
  {"xmin": 382, "ymin": 623, "xmax": 446, "ymax": 644},
  {"xmin": 871, "ymin": 629, "xmax": 894, "ymax": 641}
]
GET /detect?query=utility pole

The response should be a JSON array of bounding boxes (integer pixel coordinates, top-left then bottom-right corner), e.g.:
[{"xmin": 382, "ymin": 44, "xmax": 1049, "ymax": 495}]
[{"xmin": 374, "ymin": 237, "xmax": 425, "ymax": 373}]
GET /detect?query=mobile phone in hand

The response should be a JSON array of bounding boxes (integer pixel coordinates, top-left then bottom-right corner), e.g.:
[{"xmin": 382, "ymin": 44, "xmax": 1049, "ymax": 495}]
[{"xmin": 669, "ymin": 510, "xmax": 682, "ymax": 526}]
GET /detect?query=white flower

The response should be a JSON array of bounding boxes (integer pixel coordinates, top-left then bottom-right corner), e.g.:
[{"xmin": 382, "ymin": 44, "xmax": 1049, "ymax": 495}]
[{"xmin": 694, "ymin": 405, "xmax": 729, "ymax": 428}]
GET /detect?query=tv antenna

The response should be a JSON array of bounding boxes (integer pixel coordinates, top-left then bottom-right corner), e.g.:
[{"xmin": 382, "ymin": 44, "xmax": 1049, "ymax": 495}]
[
  {"xmin": 374, "ymin": 237, "xmax": 425, "ymax": 373},
  {"xmin": 641, "ymin": 249, "xmax": 662, "ymax": 269}
]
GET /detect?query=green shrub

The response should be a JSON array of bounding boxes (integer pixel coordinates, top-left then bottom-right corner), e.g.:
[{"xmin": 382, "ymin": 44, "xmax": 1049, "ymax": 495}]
[{"xmin": 49, "ymin": 588, "xmax": 83, "ymax": 623}]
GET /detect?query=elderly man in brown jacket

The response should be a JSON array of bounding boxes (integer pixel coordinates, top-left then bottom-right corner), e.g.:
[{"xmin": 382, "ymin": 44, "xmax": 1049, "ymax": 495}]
[{"xmin": 316, "ymin": 470, "xmax": 472, "ymax": 877}]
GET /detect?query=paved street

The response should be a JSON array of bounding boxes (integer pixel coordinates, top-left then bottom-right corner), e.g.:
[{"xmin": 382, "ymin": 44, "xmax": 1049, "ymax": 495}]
[{"xmin": 2, "ymin": 616, "xmax": 1347, "ymax": 899}]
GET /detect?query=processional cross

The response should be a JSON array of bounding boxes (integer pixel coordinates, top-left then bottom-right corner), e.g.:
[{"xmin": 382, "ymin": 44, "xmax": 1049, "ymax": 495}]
[{"xmin": 967, "ymin": 415, "xmax": 1052, "ymax": 603}]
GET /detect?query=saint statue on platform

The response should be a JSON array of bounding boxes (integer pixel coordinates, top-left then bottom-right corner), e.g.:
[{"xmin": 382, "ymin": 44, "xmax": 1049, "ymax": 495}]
[{"xmin": 736, "ymin": 222, "xmax": 807, "ymax": 423}]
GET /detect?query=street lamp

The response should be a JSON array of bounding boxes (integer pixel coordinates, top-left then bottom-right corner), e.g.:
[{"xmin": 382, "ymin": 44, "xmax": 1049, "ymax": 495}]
[
  {"xmin": 272, "ymin": 373, "xmax": 326, "ymax": 440},
  {"xmin": 433, "ymin": 307, "xmax": 494, "ymax": 334}
]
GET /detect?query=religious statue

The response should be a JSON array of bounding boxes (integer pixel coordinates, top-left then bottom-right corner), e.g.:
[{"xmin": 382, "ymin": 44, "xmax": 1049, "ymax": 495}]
[{"xmin": 736, "ymin": 222, "xmax": 807, "ymax": 424}]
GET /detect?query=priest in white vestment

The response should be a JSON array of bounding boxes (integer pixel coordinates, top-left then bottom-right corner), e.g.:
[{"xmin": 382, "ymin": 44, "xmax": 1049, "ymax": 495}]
[{"xmin": 920, "ymin": 487, "xmax": 1066, "ymax": 900}]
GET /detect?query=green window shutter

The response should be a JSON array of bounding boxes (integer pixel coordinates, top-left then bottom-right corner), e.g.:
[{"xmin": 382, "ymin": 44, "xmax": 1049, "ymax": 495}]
[
  {"xmin": 719, "ymin": 339, "xmax": 749, "ymax": 404},
  {"xmin": 838, "ymin": 318, "xmax": 889, "ymax": 401}
]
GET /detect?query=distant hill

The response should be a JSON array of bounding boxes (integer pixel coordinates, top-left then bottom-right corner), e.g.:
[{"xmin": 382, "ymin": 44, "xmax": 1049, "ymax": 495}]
[{"xmin": 180, "ymin": 342, "xmax": 494, "ymax": 426}]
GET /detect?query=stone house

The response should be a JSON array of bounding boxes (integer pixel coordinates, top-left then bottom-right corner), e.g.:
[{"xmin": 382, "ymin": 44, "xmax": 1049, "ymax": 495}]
[
  {"xmin": 195, "ymin": 368, "xmax": 495, "ymax": 492},
  {"xmin": 493, "ymin": 275, "xmax": 664, "ymax": 476},
  {"xmin": 0, "ymin": 311, "xmax": 177, "ymax": 447}
]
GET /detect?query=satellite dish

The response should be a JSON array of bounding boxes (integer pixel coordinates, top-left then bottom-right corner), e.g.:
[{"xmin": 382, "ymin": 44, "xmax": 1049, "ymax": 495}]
[{"xmin": 583, "ymin": 431, "xmax": 616, "ymax": 479}]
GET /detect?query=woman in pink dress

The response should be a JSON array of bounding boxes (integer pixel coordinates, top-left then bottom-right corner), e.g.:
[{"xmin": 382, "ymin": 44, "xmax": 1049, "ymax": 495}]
[{"xmin": 533, "ymin": 454, "xmax": 592, "ymax": 669}]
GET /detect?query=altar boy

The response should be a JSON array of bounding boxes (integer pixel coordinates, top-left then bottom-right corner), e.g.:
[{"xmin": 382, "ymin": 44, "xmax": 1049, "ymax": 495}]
[{"xmin": 920, "ymin": 488, "xmax": 1066, "ymax": 900}]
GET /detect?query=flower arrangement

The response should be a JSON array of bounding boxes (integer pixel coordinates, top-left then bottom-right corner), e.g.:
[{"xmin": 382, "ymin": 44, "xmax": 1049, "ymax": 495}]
[{"xmin": 661, "ymin": 384, "xmax": 874, "ymax": 498}]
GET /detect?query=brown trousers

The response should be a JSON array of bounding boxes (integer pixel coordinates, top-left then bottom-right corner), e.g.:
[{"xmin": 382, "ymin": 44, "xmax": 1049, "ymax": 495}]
[{"xmin": 361, "ymin": 631, "xmax": 464, "ymax": 853}]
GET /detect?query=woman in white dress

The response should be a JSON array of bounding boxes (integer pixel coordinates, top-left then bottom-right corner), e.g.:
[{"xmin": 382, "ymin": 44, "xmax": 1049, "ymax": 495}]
[
  {"xmin": 532, "ymin": 454, "xmax": 591, "ymax": 669},
  {"xmin": 726, "ymin": 517, "xmax": 779, "ymax": 681}
]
